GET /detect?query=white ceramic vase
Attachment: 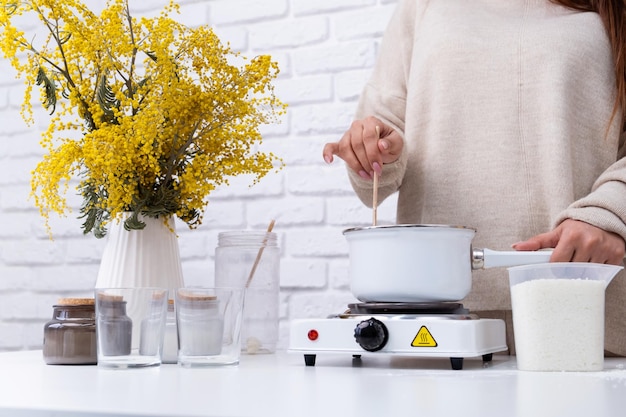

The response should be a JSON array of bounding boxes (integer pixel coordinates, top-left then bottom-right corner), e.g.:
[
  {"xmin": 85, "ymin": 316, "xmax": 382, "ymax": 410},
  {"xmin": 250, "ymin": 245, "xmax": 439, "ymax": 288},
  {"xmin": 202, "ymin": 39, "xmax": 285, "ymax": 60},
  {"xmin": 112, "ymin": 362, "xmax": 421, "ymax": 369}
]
[{"xmin": 95, "ymin": 213, "xmax": 184, "ymax": 294}]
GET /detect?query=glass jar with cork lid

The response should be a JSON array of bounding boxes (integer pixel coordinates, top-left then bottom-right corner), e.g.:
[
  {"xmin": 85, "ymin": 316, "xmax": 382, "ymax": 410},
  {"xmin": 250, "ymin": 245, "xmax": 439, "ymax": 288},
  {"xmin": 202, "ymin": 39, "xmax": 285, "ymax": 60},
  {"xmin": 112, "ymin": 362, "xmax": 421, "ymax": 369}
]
[{"xmin": 43, "ymin": 298, "xmax": 97, "ymax": 365}]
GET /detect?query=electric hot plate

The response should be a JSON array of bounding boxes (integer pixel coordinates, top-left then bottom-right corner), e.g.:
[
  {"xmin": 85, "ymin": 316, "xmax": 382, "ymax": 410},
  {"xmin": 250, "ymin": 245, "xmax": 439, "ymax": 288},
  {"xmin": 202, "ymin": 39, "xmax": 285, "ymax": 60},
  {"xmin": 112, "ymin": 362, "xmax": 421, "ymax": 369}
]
[{"xmin": 288, "ymin": 302, "xmax": 507, "ymax": 370}]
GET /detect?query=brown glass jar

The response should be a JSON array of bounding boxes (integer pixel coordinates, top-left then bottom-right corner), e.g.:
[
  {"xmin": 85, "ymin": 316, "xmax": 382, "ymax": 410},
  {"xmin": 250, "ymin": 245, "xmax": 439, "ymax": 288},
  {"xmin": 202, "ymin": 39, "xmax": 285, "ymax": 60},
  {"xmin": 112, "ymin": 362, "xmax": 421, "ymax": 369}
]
[{"xmin": 43, "ymin": 298, "xmax": 97, "ymax": 365}]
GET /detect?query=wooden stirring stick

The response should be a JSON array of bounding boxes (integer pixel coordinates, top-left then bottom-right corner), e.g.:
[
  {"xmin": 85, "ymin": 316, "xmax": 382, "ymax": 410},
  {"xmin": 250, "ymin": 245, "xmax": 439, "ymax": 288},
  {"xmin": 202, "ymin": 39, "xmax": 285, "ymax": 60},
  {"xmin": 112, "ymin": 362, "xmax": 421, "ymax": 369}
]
[
  {"xmin": 245, "ymin": 219, "xmax": 276, "ymax": 288},
  {"xmin": 372, "ymin": 126, "xmax": 380, "ymax": 226}
]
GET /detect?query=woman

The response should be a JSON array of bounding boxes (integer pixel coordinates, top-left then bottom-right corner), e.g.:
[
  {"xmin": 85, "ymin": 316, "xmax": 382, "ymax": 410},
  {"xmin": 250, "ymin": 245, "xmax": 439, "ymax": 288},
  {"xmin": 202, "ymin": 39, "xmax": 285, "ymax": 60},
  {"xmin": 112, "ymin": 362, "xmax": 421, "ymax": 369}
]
[{"xmin": 324, "ymin": 0, "xmax": 626, "ymax": 355}]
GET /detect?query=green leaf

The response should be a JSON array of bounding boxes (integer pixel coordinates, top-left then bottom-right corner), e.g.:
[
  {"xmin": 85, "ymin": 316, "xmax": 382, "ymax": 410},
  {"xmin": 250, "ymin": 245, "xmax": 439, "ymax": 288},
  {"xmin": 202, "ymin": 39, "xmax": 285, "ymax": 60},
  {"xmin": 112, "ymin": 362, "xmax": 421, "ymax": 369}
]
[
  {"xmin": 35, "ymin": 67, "xmax": 57, "ymax": 114},
  {"xmin": 96, "ymin": 72, "xmax": 119, "ymax": 124},
  {"xmin": 124, "ymin": 211, "xmax": 146, "ymax": 231},
  {"xmin": 78, "ymin": 182, "xmax": 109, "ymax": 238}
]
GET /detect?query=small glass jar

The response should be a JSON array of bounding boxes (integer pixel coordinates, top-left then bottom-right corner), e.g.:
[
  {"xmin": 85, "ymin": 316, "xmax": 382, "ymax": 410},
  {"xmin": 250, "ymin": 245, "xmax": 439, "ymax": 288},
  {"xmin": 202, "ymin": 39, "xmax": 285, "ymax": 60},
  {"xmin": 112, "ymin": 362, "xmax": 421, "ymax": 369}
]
[
  {"xmin": 161, "ymin": 299, "xmax": 178, "ymax": 364},
  {"xmin": 139, "ymin": 293, "xmax": 168, "ymax": 356},
  {"xmin": 96, "ymin": 295, "xmax": 132, "ymax": 356},
  {"xmin": 43, "ymin": 298, "xmax": 97, "ymax": 365},
  {"xmin": 176, "ymin": 293, "xmax": 223, "ymax": 356},
  {"xmin": 215, "ymin": 230, "xmax": 280, "ymax": 354}
]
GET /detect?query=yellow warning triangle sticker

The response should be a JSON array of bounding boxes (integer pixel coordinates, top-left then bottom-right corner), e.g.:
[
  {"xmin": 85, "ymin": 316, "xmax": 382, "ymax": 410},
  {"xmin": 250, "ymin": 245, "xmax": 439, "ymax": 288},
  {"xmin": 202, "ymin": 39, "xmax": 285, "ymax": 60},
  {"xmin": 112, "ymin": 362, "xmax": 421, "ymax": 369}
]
[{"xmin": 411, "ymin": 326, "xmax": 438, "ymax": 347}]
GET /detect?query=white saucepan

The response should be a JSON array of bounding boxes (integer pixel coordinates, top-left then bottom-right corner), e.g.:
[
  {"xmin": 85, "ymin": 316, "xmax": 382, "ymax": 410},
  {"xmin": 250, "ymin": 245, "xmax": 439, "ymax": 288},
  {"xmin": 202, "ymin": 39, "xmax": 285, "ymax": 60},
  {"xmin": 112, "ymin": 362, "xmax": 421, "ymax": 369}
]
[{"xmin": 343, "ymin": 224, "xmax": 552, "ymax": 303}]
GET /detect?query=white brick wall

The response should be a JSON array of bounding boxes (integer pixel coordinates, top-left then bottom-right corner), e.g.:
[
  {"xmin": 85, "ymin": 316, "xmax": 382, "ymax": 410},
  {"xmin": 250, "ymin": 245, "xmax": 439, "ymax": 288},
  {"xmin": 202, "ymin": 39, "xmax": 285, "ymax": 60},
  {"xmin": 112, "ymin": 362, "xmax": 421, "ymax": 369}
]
[{"xmin": 0, "ymin": 0, "xmax": 399, "ymax": 351}]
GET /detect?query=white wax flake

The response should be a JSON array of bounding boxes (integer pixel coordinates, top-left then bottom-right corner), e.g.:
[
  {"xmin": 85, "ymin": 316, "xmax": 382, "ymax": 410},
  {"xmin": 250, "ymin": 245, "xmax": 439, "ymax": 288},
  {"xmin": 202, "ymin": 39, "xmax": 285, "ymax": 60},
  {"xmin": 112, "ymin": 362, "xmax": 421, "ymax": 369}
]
[{"xmin": 246, "ymin": 336, "xmax": 263, "ymax": 354}]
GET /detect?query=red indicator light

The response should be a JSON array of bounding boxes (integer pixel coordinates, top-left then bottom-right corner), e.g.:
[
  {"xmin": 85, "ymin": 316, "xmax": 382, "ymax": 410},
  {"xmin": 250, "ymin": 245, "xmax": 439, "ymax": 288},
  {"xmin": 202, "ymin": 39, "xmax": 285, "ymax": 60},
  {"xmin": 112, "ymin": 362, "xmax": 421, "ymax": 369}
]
[{"xmin": 307, "ymin": 329, "xmax": 319, "ymax": 341}]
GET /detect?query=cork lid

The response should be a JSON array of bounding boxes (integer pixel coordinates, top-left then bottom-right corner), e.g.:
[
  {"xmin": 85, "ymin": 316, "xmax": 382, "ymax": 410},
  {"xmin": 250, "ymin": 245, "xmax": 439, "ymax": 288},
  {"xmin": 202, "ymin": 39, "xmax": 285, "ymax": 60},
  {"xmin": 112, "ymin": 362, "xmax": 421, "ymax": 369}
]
[
  {"xmin": 177, "ymin": 291, "xmax": 217, "ymax": 302},
  {"xmin": 56, "ymin": 298, "xmax": 95, "ymax": 306},
  {"xmin": 96, "ymin": 293, "xmax": 125, "ymax": 303}
]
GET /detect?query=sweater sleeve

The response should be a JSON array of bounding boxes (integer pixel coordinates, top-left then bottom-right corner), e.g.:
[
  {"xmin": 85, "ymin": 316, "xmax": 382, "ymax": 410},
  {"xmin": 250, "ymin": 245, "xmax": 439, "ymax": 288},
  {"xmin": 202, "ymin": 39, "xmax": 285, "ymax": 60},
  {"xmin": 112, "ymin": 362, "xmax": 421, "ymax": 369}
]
[
  {"xmin": 347, "ymin": 0, "xmax": 421, "ymax": 208},
  {"xmin": 554, "ymin": 133, "xmax": 626, "ymax": 241}
]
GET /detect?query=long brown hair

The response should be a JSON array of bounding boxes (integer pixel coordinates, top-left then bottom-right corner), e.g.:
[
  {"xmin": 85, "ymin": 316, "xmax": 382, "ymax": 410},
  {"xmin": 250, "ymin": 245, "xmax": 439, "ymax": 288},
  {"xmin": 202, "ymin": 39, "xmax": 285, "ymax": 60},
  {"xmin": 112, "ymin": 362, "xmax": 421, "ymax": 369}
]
[{"xmin": 552, "ymin": 0, "xmax": 626, "ymax": 130}]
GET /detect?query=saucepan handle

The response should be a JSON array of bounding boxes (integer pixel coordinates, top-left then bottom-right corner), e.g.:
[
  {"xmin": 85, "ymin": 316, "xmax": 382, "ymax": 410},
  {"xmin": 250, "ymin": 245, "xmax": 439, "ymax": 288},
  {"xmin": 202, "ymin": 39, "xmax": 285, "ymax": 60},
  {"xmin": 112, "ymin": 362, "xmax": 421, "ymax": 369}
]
[{"xmin": 472, "ymin": 248, "xmax": 553, "ymax": 270}]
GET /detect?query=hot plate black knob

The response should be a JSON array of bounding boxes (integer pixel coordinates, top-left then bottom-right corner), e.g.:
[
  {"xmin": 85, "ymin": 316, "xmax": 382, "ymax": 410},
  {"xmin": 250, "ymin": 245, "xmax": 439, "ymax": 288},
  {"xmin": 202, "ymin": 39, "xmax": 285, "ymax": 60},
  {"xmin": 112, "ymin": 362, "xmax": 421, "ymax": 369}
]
[{"xmin": 354, "ymin": 317, "xmax": 389, "ymax": 352}]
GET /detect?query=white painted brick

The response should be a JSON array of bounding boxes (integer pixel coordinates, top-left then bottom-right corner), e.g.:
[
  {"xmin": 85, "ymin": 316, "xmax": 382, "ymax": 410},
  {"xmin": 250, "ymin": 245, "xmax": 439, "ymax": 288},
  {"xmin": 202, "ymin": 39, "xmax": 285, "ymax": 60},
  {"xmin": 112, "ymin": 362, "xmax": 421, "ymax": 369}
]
[
  {"xmin": 258, "ymin": 117, "xmax": 290, "ymax": 137},
  {"xmin": 34, "ymin": 213, "xmax": 89, "ymax": 240},
  {"xmin": 0, "ymin": 212, "xmax": 47, "ymax": 239},
  {"xmin": 213, "ymin": 26, "xmax": 249, "ymax": 52},
  {"xmin": 285, "ymin": 227, "xmax": 348, "ymax": 258},
  {"xmin": 274, "ymin": 135, "xmax": 337, "ymax": 166},
  {"xmin": 205, "ymin": 232, "xmax": 220, "ymax": 259},
  {"xmin": 335, "ymin": 69, "xmax": 371, "ymax": 102},
  {"xmin": 271, "ymin": 52, "xmax": 293, "ymax": 78},
  {"xmin": 178, "ymin": 232, "xmax": 211, "ymax": 260},
  {"xmin": 277, "ymin": 320, "xmax": 289, "ymax": 350},
  {"xmin": 287, "ymin": 164, "xmax": 354, "ymax": 196},
  {"xmin": 275, "ymin": 75, "xmax": 333, "ymax": 106},
  {"xmin": 22, "ymin": 322, "xmax": 45, "ymax": 349},
  {"xmin": 0, "ymin": 57, "xmax": 18, "ymax": 86},
  {"xmin": 188, "ymin": 200, "xmax": 246, "ymax": 230},
  {"xmin": 246, "ymin": 197, "xmax": 325, "ymax": 227},
  {"xmin": 210, "ymin": 0, "xmax": 288, "ymax": 25},
  {"xmin": 210, "ymin": 171, "xmax": 285, "ymax": 198},
  {"xmin": 0, "ymin": 127, "xmax": 43, "ymax": 157},
  {"xmin": 326, "ymin": 194, "xmax": 398, "ymax": 226},
  {"xmin": 32, "ymin": 265, "xmax": 99, "ymax": 292},
  {"xmin": 0, "ymin": 239, "xmax": 64, "ymax": 266},
  {"xmin": 249, "ymin": 16, "xmax": 329, "ymax": 50},
  {"xmin": 279, "ymin": 293, "xmax": 289, "ymax": 319},
  {"xmin": 0, "ymin": 293, "xmax": 42, "ymax": 320},
  {"xmin": 293, "ymin": 0, "xmax": 376, "ymax": 16},
  {"xmin": 176, "ymin": 3, "xmax": 210, "ymax": 27},
  {"xmin": 290, "ymin": 102, "xmax": 356, "ymax": 135},
  {"xmin": 127, "ymin": 0, "xmax": 170, "ymax": 13},
  {"xmin": 0, "ymin": 322, "xmax": 23, "ymax": 349},
  {"xmin": 329, "ymin": 259, "xmax": 350, "ymax": 290},
  {"xmin": 181, "ymin": 258, "xmax": 215, "ymax": 287},
  {"xmin": 327, "ymin": 196, "xmax": 372, "ymax": 227},
  {"xmin": 280, "ymin": 259, "xmax": 327, "ymax": 289},
  {"xmin": 132, "ymin": 2, "xmax": 210, "ymax": 26},
  {"xmin": 61, "ymin": 237, "xmax": 107, "ymax": 264},
  {"xmin": 0, "ymin": 89, "xmax": 9, "ymax": 109},
  {"xmin": 332, "ymin": 5, "xmax": 396, "ymax": 41},
  {"xmin": 7, "ymin": 83, "xmax": 28, "ymax": 108},
  {"xmin": 289, "ymin": 291, "xmax": 358, "ymax": 319},
  {"xmin": 0, "ymin": 156, "xmax": 35, "ymax": 185},
  {"xmin": 0, "ymin": 186, "xmax": 34, "ymax": 211},
  {"xmin": 292, "ymin": 40, "xmax": 376, "ymax": 75},
  {"xmin": 0, "ymin": 266, "xmax": 37, "ymax": 291}
]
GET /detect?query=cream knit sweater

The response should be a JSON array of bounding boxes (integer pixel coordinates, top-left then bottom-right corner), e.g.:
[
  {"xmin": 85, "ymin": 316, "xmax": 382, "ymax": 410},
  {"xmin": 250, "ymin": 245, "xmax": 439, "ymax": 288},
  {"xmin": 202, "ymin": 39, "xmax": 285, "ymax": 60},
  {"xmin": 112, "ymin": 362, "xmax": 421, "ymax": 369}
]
[{"xmin": 349, "ymin": 0, "xmax": 626, "ymax": 354}]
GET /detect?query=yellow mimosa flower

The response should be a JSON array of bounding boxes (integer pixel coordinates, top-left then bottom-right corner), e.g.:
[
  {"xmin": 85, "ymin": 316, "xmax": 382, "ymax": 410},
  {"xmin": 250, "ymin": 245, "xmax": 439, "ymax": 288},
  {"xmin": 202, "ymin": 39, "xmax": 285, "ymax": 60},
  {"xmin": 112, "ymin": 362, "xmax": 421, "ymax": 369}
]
[{"xmin": 0, "ymin": 0, "xmax": 286, "ymax": 237}]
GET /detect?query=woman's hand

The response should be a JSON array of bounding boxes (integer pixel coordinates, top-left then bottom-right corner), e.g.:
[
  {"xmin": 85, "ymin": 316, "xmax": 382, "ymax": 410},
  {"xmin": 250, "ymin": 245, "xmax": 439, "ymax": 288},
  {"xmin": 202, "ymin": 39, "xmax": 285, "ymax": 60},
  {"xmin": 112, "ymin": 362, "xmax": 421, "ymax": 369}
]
[
  {"xmin": 512, "ymin": 219, "xmax": 625, "ymax": 265},
  {"xmin": 323, "ymin": 116, "xmax": 403, "ymax": 180}
]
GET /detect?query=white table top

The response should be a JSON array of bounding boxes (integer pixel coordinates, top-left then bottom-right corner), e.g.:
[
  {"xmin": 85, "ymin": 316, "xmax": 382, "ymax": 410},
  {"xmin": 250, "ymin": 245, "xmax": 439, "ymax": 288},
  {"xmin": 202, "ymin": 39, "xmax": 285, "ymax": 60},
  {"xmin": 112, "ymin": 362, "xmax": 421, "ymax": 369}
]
[{"xmin": 1, "ymin": 350, "xmax": 626, "ymax": 417}]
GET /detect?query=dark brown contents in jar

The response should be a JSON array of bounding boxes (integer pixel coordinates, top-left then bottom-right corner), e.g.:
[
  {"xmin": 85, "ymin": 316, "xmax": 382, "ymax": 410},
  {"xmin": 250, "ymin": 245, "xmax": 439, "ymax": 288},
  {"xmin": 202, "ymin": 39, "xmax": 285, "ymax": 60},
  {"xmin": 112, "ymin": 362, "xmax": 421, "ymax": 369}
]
[{"xmin": 43, "ymin": 298, "xmax": 97, "ymax": 365}]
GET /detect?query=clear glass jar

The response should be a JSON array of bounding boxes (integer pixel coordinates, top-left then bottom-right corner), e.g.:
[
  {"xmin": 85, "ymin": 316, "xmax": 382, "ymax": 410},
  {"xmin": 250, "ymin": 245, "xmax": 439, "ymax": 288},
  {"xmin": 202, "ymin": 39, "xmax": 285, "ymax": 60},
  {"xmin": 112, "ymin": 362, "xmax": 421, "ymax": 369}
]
[
  {"xmin": 176, "ymin": 294, "xmax": 223, "ymax": 356},
  {"xmin": 139, "ymin": 295, "xmax": 168, "ymax": 357},
  {"xmin": 161, "ymin": 299, "xmax": 178, "ymax": 363},
  {"xmin": 96, "ymin": 296, "xmax": 132, "ymax": 356},
  {"xmin": 43, "ymin": 298, "xmax": 97, "ymax": 365},
  {"xmin": 215, "ymin": 231, "xmax": 280, "ymax": 354}
]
